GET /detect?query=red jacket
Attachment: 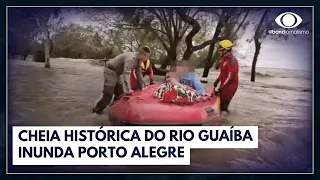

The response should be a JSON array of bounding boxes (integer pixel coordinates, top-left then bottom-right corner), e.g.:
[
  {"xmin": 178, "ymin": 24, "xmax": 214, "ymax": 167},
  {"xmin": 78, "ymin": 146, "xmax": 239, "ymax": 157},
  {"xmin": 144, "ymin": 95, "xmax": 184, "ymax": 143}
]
[
  {"xmin": 131, "ymin": 59, "xmax": 153, "ymax": 80},
  {"xmin": 141, "ymin": 59, "xmax": 153, "ymax": 79},
  {"xmin": 217, "ymin": 53, "xmax": 239, "ymax": 88}
]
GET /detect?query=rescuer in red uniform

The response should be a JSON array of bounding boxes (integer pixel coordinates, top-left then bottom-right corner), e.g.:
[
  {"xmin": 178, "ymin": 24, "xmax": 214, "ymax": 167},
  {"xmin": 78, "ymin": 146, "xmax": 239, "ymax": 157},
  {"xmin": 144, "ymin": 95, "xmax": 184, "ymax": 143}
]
[
  {"xmin": 130, "ymin": 46, "xmax": 154, "ymax": 90},
  {"xmin": 213, "ymin": 40, "xmax": 239, "ymax": 113}
]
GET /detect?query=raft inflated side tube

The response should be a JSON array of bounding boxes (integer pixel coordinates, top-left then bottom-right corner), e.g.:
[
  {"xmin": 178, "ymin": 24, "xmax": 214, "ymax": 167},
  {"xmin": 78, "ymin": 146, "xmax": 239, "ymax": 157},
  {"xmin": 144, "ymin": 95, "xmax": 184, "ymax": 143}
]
[{"xmin": 108, "ymin": 84, "xmax": 221, "ymax": 126}]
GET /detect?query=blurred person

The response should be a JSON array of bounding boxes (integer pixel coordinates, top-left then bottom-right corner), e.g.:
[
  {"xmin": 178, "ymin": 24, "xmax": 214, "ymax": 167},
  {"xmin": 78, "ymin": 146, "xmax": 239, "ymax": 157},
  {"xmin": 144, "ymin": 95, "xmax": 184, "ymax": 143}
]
[
  {"xmin": 130, "ymin": 46, "xmax": 154, "ymax": 89},
  {"xmin": 162, "ymin": 60, "xmax": 209, "ymax": 102},
  {"xmin": 92, "ymin": 47, "xmax": 149, "ymax": 114},
  {"xmin": 163, "ymin": 62, "xmax": 176, "ymax": 83},
  {"xmin": 213, "ymin": 40, "xmax": 239, "ymax": 113},
  {"xmin": 164, "ymin": 62, "xmax": 177, "ymax": 82},
  {"xmin": 170, "ymin": 61, "xmax": 206, "ymax": 95}
]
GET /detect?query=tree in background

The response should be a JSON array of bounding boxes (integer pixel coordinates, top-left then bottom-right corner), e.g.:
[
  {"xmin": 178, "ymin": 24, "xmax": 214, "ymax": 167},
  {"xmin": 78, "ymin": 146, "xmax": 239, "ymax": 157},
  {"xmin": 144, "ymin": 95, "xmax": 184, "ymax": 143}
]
[
  {"xmin": 200, "ymin": 8, "xmax": 250, "ymax": 77},
  {"xmin": 85, "ymin": 7, "xmax": 253, "ymax": 76},
  {"xmin": 28, "ymin": 7, "xmax": 63, "ymax": 68},
  {"xmin": 52, "ymin": 24, "xmax": 117, "ymax": 59},
  {"xmin": 212, "ymin": 8, "xmax": 250, "ymax": 70},
  {"xmin": 8, "ymin": 8, "xmax": 38, "ymax": 60},
  {"xmin": 247, "ymin": 8, "xmax": 311, "ymax": 82},
  {"xmin": 8, "ymin": 7, "xmax": 63, "ymax": 68},
  {"xmin": 249, "ymin": 8, "xmax": 270, "ymax": 82},
  {"xmin": 8, "ymin": 7, "xmax": 310, "ymax": 81}
]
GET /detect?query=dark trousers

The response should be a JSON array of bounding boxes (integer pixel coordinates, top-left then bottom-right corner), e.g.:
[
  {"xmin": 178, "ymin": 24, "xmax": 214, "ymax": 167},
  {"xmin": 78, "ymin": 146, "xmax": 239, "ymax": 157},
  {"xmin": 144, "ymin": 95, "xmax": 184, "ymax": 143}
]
[
  {"xmin": 93, "ymin": 67, "xmax": 124, "ymax": 114},
  {"xmin": 220, "ymin": 86, "xmax": 237, "ymax": 112}
]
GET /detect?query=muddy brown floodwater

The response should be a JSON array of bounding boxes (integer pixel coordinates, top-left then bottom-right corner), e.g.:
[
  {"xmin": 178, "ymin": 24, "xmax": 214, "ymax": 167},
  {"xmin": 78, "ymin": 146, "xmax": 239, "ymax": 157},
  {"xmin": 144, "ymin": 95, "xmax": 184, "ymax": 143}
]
[{"xmin": 8, "ymin": 57, "xmax": 312, "ymax": 173}]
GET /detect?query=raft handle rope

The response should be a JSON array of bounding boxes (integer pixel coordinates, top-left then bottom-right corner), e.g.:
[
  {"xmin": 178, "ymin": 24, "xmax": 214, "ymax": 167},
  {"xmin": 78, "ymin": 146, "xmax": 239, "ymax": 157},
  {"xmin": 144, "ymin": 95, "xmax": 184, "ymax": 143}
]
[
  {"xmin": 136, "ymin": 96, "xmax": 144, "ymax": 100},
  {"xmin": 123, "ymin": 96, "xmax": 144, "ymax": 102}
]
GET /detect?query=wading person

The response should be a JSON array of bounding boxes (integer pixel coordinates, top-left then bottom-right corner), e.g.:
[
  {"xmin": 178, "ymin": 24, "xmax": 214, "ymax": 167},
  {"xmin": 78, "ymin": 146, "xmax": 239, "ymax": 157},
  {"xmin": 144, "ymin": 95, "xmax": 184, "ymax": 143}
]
[
  {"xmin": 213, "ymin": 40, "xmax": 239, "ymax": 113},
  {"xmin": 130, "ymin": 46, "xmax": 154, "ymax": 89},
  {"xmin": 92, "ymin": 47, "xmax": 150, "ymax": 114}
]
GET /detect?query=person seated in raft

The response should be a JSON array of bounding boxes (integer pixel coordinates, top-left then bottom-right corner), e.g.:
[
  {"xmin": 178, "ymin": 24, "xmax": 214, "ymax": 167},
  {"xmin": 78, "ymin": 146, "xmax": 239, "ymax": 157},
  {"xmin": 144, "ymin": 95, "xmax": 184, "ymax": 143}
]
[
  {"xmin": 164, "ymin": 63, "xmax": 177, "ymax": 82},
  {"xmin": 165, "ymin": 60, "xmax": 209, "ymax": 101},
  {"xmin": 155, "ymin": 62, "xmax": 203, "ymax": 104}
]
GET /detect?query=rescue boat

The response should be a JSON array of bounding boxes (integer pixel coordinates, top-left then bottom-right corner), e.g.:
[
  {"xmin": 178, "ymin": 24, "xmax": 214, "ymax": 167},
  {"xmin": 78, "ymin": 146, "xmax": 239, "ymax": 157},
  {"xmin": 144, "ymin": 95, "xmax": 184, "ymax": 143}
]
[{"xmin": 108, "ymin": 84, "xmax": 221, "ymax": 126}]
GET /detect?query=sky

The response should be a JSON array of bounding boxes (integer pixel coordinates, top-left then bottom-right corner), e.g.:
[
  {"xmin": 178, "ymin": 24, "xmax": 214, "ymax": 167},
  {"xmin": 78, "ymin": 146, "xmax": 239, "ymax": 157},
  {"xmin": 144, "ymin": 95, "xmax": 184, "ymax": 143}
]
[{"xmin": 61, "ymin": 8, "xmax": 313, "ymax": 71}]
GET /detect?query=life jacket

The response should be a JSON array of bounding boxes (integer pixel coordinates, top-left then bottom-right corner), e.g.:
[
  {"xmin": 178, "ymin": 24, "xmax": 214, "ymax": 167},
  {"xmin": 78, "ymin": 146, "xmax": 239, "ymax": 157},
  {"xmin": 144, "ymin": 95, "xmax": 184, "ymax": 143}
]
[
  {"xmin": 131, "ymin": 59, "xmax": 151, "ymax": 80},
  {"xmin": 141, "ymin": 59, "xmax": 150, "ymax": 71}
]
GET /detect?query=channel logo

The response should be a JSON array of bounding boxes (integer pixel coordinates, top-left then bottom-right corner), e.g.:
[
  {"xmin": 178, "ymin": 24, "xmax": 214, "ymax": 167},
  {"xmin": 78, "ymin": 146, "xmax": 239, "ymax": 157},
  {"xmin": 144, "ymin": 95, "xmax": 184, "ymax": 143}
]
[{"xmin": 275, "ymin": 12, "xmax": 303, "ymax": 29}]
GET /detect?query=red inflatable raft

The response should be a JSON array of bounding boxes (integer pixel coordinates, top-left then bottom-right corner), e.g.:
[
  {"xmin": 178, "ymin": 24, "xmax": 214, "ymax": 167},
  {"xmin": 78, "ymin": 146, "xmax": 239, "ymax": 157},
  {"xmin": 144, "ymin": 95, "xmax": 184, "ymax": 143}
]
[{"xmin": 108, "ymin": 84, "xmax": 220, "ymax": 126}]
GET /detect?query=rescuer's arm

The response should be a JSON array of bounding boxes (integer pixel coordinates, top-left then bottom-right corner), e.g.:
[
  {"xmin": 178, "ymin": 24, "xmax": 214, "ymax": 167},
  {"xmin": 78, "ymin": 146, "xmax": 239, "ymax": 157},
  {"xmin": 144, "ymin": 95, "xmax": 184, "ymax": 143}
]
[
  {"xmin": 214, "ymin": 73, "xmax": 221, "ymax": 87},
  {"xmin": 214, "ymin": 58, "xmax": 224, "ymax": 87},
  {"xmin": 135, "ymin": 65, "xmax": 145, "ymax": 89},
  {"xmin": 147, "ymin": 64, "xmax": 154, "ymax": 84},
  {"xmin": 220, "ymin": 58, "xmax": 236, "ymax": 89}
]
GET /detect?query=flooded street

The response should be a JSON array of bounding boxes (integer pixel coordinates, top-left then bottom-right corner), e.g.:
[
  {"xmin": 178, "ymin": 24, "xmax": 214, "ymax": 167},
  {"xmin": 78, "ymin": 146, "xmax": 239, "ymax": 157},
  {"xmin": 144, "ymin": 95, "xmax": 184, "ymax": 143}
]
[{"xmin": 8, "ymin": 57, "xmax": 312, "ymax": 173}]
